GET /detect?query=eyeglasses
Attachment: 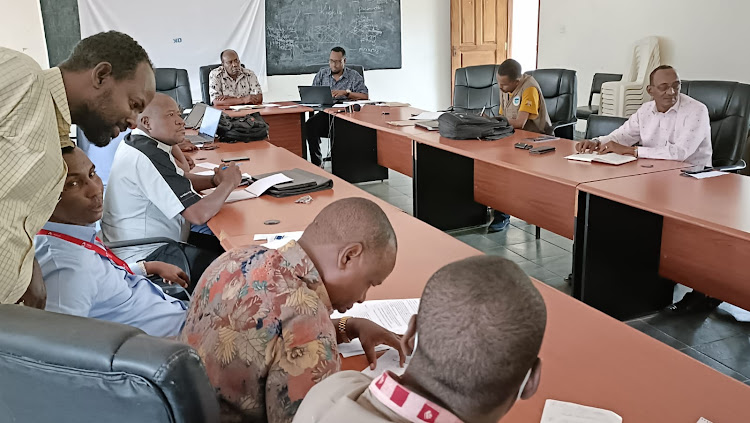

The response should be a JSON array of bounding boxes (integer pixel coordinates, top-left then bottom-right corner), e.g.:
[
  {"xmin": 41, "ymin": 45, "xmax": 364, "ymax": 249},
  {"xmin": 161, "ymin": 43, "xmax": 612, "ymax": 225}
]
[
  {"xmin": 653, "ymin": 81, "xmax": 681, "ymax": 94},
  {"xmin": 329, "ymin": 59, "xmax": 343, "ymax": 65}
]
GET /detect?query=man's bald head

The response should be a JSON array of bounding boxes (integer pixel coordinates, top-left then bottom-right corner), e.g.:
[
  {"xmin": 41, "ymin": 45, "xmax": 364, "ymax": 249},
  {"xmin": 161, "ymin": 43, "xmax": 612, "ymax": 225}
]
[
  {"xmin": 405, "ymin": 256, "xmax": 547, "ymax": 421},
  {"xmin": 136, "ymin": 93, "xmax": 186, "ymax": 146},
  {"xmin": 299, "ymin": 197, "xmax": 397, "ymax": 312},
  {"xmin": 220, "ymin": 49, "xmax": 242, "ymax": 78}
]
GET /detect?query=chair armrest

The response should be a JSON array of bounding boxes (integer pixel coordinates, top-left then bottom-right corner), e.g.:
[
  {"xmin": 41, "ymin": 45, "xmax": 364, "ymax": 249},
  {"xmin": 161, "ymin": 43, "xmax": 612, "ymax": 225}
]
[
  {"xmin": 551, "ymin": 121, "xmax": 577, "ymax": 130},
  {"xmin": 104, "ymin": 237, "xmax": 177, "ymax": 249},
  {"xmin": 714, "ymin": 160, "xmax": 746, "ymax": 173}
]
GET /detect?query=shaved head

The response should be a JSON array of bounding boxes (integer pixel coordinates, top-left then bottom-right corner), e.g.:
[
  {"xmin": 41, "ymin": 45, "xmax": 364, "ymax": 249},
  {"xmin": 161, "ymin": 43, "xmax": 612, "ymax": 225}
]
[
  {"xmin": 137, "ymin": 93, "xmax": 185, "ymax": 145},
  {"xmin": 405, "ymin": 256, "xmax": 547, "ymax": 420},
  {"xmin": 299, "ymin": 197, "xmax": 397, "ymax": 312}
]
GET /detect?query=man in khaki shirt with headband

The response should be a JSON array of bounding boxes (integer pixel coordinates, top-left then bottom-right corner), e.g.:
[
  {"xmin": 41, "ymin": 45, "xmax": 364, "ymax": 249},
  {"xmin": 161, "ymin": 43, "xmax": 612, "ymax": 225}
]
[{"xmin": 0, "ymin": 31, "xmax": 156, "ymax": 308}]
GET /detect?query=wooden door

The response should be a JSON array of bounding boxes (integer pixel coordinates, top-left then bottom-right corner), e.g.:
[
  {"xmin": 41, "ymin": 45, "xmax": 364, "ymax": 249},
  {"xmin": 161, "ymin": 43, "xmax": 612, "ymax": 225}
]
[{"xmin": 450, "ymin": 0, "xmax": 510, "ymax": 88}]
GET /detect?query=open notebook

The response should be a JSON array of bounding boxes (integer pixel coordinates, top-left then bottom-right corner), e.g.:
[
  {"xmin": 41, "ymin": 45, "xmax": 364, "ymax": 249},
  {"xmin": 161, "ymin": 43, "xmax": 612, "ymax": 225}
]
[{"xmin": 565, "ymin": 152, "xmax": 637, "ymax": 165}]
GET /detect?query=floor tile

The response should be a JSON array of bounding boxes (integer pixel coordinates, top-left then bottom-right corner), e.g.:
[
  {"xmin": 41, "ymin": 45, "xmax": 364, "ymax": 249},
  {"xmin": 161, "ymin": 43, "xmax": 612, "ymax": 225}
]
[
  {"xmin": 514, "ymin": 261, "xmax": 560, "ymax": 284},
  {"xmin": 644, "ymin": 312, "xmax": 746, "ymax": 347},
  {"xmin": 694, "ymin": 335, "xmax": 750, "ymax": 378},
  {"xmin": 357, "ymin": 182, "xmax": 402, "ymax": 198},
  {"xmin": 506, "ymin": 240, "xmax": 570, "ymax": 261},
  {"xmin": 484, "ymin": 227, "xmax": 537, "ymax": 246},
  {"xmin": 482, "ymin": 246, "xmax": 529, "ymax": 263},
  {"xmin": 540, "ymin": 229, "xmax": 574, "ymax": 252},
  {"xmin": 627, "ymin": 320, "xmax": 690, "ymax": 350},
  {"xmin": 680, "ymin": 348, "xmax": 748, "ymax": 382},
  {"xmin": 532, "ymin": 254, "xmax": 573, "ymax": 277},
  {"xmin": 453, "ymin": 233, "xmax": 500, "ymax": 250},
  {"xmin": 391, "ymin": 184, "xmax": 413, "ymax": 196}
]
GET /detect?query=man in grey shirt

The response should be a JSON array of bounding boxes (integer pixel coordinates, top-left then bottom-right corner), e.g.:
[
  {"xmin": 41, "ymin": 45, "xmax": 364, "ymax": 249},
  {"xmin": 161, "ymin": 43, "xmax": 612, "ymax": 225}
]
[{"xmin": 306, "ymin": 46, "xmax": 369, "ymax": 166}]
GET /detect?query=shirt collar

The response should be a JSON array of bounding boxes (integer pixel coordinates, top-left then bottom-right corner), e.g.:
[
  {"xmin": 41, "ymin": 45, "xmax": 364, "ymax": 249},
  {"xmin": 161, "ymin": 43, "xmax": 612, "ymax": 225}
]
[
  {"xmin": 43, "ymin": 67, "xmax": 72, "ymax": 127},
  {"xmin": 368, "ymin": 372, "xmax": 464, "ymax": 423},
  {"xmin": 131, "ymin": 128, "xmax": 173, "ymax": 154},
  {"xmin": 42, "ymin": 221, "xmax": 98, "ymax": 243},
  {"xmin": 276, "ymin": 240, "xmax": 332, "ymax": 312}
]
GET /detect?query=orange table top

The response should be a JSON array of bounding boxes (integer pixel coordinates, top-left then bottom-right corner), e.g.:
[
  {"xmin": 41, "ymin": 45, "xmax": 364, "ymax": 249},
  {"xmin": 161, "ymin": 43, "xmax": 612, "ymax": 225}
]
[
  {"xmin": 328, "ymin": 105, "xmax": 690, "ymax": 187},
  {"xmin": 218, "ymin": 101, "xmax": 313, "ymax": 118},
  {"xmin": 580, "ymin": 170, "xmax": 750, "ymax": 241},
  {"xmin": 189, "ymin": 142, "xmax": 750, "ymax": 422}
]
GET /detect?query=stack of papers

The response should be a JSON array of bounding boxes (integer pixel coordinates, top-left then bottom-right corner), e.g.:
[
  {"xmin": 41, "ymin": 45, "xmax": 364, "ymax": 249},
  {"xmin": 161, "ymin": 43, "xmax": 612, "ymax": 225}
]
[
  {"xmin": 201, "ymin": 173, "xmax": 292, "ymax": 203},
  {"xmin": 540, "ymin": 400, "xmax": 622, "ymax": 423},
  {"xmin": 565, "ymin": 153, "xmax": 637, "ymax": 165},
  {"xmin": 409, "ymin": 111, "xmax": 445, "ymax": 120},
  {"xmin": 331, "ymin": 299, "xmax": 420, "ymax": 357}
]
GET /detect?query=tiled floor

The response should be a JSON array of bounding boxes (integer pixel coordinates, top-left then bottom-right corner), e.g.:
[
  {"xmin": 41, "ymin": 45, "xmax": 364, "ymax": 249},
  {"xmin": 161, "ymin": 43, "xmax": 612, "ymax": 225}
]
[{"xmin": 353, "ymin": 168, "xmax": 750, "ymax": 385}]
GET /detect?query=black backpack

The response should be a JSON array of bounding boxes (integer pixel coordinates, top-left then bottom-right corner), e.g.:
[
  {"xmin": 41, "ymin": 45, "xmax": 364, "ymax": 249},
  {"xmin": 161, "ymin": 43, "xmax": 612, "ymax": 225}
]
[
  {"xmin": 217, "ymin": 112, "xmax": 269, "ymax": 143},
  {"xmin": 437, "ymin": 112, "xmax": 514, "ymax": 140}
]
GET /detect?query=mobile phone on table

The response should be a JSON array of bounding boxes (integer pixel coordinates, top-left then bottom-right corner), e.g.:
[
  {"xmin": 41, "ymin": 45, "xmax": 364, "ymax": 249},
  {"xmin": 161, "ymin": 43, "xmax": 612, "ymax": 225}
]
[
  {"xmin": 221, "ymin": 156, "xmax": 250, "ymax": 163},
  {"xmin": 529, "ymin": 145, "xmax": 556, "ymax": 155},
  {"xmin": 514, "ymin": 142, "xmax": 533, "ymax": 150},
  {"xmin": 681, "ymin": 166, "xmax": 714, "ymax": 175}
]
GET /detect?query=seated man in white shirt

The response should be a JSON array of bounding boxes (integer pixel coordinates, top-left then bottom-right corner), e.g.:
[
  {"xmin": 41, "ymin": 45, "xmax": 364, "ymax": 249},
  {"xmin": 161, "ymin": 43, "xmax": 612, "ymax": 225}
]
[
  {"xmin": 209, "ymin": 49, "xmax": 263, "ymax": 106},
  {"xmin": 102, "ymin": 93, "xmax": 242, "ymax": 282},
  {"xmin": 294, "ymin": 256, "xmax": 547, "ymax": 423},
  {"xmin": 576, "ymin": 65, "xmax": 713, "ymax": 167}
]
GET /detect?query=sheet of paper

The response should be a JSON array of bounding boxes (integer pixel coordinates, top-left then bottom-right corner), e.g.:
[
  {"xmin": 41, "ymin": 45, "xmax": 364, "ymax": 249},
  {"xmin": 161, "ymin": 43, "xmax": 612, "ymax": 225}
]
[
  {"xmin": 361, "ymin": 348, "xmax": 412, "ymax": 377},
  {"xmin": 195, "ymin": 162, "xmax": 219, "ymax": 170},
  {"xmin": 263, "ymin": 104, "xmax": 280, "ymax": 108},
  {"xmin": 254, "ymin": 231, "xmax": 304, "ymax": 242},
  {"xmin": 408, "ymin": 111, "xmax": 445, "ymax": 120},
  {"xmin": 337, "ymin": 339, "xmax": 391, "ymax": 358},
  {"xmin": 330, "ymin": 299, "xmax": 420, "ymax": 335},
  {"xmin": 245, "ymin": 173, "xmax": 293, "ymax": 197},
  {"xmin": 228, "ymin": 105, "xmax": 257, "ymax": 110},
  {"xmin": 378, "ymin": 102, "xmax": 411, "ymax": 107},
  {"xmin": 387, "ymin": 120, "xmax": 417, "ymax": 127},
  {"xmin": 195, "ymin": 143, "xmax": 204, "ymax": 148},
  {"xmin": 697, "ymin": 418, "xmax": 713, "ymax": 423},
  {"xmin": 688, "ymin": 170, "xmax": 728, "ymax": 179},
  {"xmin": 279, "ymin": 105, "xmax": 299, "ymax": 109},
  {"xmin": 201, "ymin": 188, "xmax": 256, "ymax": 203},
  {"xmin": 332, "ymin": 104, "xmax": 349, "ymax": 108},
  {"xmin": 195, "ymin": 170, "xmax": 214, "ymax": 176},
  {"xmin": 540, "ymin": 400, "xmax": 622, "ymax": 423},
  {"xmin": 565, "ymin": 153, "xmax": 596, "ymax": 162},
  {"xmin": 342, "ymin": 100, "xmax": 376, "ymax": 106}
]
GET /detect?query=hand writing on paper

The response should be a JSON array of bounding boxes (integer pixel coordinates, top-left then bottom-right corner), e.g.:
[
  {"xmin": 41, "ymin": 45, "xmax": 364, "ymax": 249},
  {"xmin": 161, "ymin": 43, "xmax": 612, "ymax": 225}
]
[{"xmin": 347, "ymin": 318, "xmax": 406, "ymax": 370}]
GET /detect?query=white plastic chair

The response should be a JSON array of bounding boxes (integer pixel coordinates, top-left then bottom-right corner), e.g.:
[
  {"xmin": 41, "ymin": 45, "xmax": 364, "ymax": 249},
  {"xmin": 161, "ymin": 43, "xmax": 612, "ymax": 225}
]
[{"xmin": 599, "ymin": 36, "xmax": 661, "ymax": 118}]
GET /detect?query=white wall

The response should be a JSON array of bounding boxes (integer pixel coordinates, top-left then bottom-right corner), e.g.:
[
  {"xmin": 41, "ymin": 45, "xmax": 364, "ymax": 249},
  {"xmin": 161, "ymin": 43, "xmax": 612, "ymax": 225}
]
[
  {"xmin": 265, "ymin": 0, "xmax": 452, "ymax": 111},
  {"xmin": 538, "ymin": 0, "xmax": 750, "ymax": 108},
  {"xmin": 0, "ymin": 0, "xmax": 49, "ymax": 68},
  {"xmin": 510, "ymin": 0, "xmax": 539, "ymax": 72}
]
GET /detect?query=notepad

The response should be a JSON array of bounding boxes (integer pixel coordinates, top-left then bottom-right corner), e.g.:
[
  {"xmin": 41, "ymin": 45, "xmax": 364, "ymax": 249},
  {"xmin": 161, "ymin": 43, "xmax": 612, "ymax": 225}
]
[
  {"xmin": 540, "ymin": 400, "xmax": 622, "ymax": 423},
  {"xmin": 409, "ymin": 111, "xmax": 444, "ymax": 120},
  {"xmin": 565, "ymin": 153, "xmax": 637, "ymax": 165}
]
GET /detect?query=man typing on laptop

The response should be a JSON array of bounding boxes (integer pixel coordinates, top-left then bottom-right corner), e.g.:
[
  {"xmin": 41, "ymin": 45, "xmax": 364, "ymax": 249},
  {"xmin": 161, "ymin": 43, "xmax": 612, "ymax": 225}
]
[{"xmin": 305, "ymin": 46, "xmax": 369, "ymax": 166}]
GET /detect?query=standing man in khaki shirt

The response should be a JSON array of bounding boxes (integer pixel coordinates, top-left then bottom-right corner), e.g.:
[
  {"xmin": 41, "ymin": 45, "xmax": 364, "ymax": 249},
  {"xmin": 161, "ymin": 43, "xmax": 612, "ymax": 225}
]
[{"xmin": 0, "ymin": 31, "xmax": 156, "ymax": 308}]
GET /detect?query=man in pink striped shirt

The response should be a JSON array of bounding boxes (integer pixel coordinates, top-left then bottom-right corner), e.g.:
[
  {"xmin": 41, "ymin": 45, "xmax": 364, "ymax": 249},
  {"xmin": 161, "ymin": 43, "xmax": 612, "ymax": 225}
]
[{"xmin": 577, "ymin": 65, "xmax": 713, "ymax": 167}]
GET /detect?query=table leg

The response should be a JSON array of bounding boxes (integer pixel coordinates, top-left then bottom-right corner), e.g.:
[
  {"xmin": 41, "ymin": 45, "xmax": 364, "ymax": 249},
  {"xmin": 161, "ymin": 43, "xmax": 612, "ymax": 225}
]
[
  {"xmin": 414, "ymin": 142, "xmax": 487, "ymax": 231},
  {"xmin": 330, "ymin": 116, "xmax": 388, "ymax": 183},
  {"xmin": 573, "ymin": 192, "xmax": 673, "ymax": 320}
]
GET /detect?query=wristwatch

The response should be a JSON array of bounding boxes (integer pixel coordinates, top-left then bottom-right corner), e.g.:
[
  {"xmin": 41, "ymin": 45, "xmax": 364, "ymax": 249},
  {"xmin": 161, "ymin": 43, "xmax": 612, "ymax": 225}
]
[
  {"xmin": 338, "ymin": 316, "xmax": 352, "ymax": 343},
  {"xmin": 346, "ymin": 89, "xmax": 352, "ymax": 96}
]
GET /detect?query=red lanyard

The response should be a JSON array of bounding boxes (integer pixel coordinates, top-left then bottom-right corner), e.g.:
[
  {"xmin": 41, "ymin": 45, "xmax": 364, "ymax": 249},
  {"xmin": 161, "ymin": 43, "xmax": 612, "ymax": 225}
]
[{"xmin": 37, "ymin": 229, "xmax": 133, "ymax": 274}]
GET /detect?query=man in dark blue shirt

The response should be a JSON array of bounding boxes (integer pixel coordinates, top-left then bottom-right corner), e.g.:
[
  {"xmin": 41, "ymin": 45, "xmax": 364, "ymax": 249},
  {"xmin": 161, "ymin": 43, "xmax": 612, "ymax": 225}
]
[{"xmin": 307, "ymin": 46, "xmax": 369, "ymax": 166}]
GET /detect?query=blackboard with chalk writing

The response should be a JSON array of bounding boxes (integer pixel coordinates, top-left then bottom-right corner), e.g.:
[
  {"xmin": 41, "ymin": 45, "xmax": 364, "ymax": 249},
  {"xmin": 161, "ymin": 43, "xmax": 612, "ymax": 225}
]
[{"xmin": 266, "ymin": 0, "xmax": 402, "ymax": 75}]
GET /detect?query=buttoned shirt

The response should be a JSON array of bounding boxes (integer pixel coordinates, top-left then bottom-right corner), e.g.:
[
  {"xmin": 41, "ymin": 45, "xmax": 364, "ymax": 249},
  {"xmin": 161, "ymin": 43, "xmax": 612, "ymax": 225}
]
[
  {"xmin": 598, "ymin": 93, "xmax": 713, "ymax": 167},
  {"xmin": 0, "ymin": 47, "xmax": 74, "ymax": 304},
  {"xmin": 35, "ymin": 221, "xmax": 187, "ymax": 337},
  {"xmin": 312, "ymin": 67, "xmax": 369, "ymax": 95},
  {"xmin": 102, "ymin": 129, "xmax": 201, "ymax": 261},
  {"xmin": 180, "ymin": 241, "xmax": 340, "ymax": 423},
  {"xmin": 294, "ymin": 371, "xmax": 463, "ymax": 423},
  {"xmin": 209, "ymin": 66, "xmax": 262, "ymax": 103}
]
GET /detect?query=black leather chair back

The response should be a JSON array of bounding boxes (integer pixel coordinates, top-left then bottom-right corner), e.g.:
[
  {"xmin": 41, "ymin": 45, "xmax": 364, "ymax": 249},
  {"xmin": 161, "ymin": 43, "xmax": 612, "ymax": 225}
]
[
  {"xmin": 199, "ymin": 64, "xmax": 221, "ymax": 104},
  {"xmin": 453, "ymin": 64, "xmax": 500, "ymax": 116},
  {"xmin": 525, "ymin": 69, "xmax": 578, "ymax": 126},
  {"xmin": 0, "ymin": 305, "xmax": 219, "ymax": 423},
  {"xmin": 681, "ymin": 80, "xmax": 750, "ymax": 167},
  {"xmin": 585, "ymin": 114, "xmax": 628, "ymax": 139},
  {"xmin": 155, "ymin": 68, "xmax": 193, "ymax": 111}
]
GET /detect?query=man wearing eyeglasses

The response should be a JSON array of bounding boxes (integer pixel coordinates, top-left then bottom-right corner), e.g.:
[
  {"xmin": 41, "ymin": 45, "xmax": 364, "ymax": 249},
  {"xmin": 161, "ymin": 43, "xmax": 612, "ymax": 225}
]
[
  {"xmin": 306, "ymin": 46, "xmax": 369, "ymax": 166},
  {"xmin": 576, "ymin": 65, "xmax": 712, "ymax": 167}
]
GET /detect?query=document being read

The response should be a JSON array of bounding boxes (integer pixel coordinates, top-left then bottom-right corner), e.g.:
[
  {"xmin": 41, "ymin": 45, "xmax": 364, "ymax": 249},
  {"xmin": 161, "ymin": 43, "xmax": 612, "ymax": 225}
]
[
  {"xmin": 332, "ymin": 299, "xmax": 420, "ymax": 358},
  {"xmin": 540, "ymin": 400, "xmax": 622, "ymax": 423}
]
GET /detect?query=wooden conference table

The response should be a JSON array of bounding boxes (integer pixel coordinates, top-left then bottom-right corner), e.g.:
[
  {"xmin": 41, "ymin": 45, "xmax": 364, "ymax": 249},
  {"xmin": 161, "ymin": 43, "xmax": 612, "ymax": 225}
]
[
  {"xmin": 324, "ymin": 105, "xmax": 689, "ymax": 237},
  {"xmin": 188, "ymin": 141, "xmax": 750, "ymax": 422},
  {"xmin": 219, "ymin": 101, "xmax": 312, "ymax": 158}
]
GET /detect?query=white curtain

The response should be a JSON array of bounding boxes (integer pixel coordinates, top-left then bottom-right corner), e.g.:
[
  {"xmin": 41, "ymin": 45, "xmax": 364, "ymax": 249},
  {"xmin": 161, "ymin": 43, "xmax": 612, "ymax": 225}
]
[{"xmin": 78, "ymin": 0, "xmax": 267, "ymax": 103}]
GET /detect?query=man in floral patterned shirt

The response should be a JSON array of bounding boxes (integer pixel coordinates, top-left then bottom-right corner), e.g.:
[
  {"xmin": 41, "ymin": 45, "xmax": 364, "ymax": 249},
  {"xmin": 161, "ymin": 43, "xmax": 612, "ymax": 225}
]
[
  {"xmin": 209, "ymin": 49, "xmax": 263, "ymax": 106},
  {"xmin": 180, "ymin": 197, "xmax": 404, "ymax": 422}
]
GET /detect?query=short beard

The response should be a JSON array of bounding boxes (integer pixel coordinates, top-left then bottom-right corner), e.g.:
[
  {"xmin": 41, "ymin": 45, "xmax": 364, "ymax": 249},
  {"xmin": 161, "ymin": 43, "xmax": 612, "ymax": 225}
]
[{"xmin": 74, "ymin": 92, "xmax": 117, "ymax": 147}]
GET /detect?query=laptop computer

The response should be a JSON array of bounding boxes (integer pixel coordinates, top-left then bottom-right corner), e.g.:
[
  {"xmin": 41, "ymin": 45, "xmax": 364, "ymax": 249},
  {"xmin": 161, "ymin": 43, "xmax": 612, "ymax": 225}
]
[
  {"xmin": 183, "ymin": 102, "xmax": 207, "ymax": 129},
  {"xmin": 415, "ymin": 120, "xmax": 440, "ymax": 131},
  {"xmin": 298, "ymin": 86, "xmax": 343, "ymax": 106},
  {"xmin": 186, "ymin": 106, "xmax": 221, "ymax": 144}
]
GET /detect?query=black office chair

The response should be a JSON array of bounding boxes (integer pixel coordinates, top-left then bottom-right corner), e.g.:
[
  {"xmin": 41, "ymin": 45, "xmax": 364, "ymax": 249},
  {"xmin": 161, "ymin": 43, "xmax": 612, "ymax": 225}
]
[
  {"xmin": 304, "ymin": 64, "xmax": 366, "ymax": 82},
  {"xmin": 199, "ymin": 64, "xmax": 221, "ymax": 105},
  {"xmin": 681, "ymin": 80, "xmax": 750, "ymax": 171},
  {"xmin": 525, "ymin": 69, "xmax": 578, "ymax": 139},
  {"xmin": 584, "ymin": 114, "xmax": 628, "ymax": 139},
  {"xmin": 155, "ymin": 68, "xmax": 193, "ymax": 111},
  {"xmin": 0, "ymin": 304, "xmax": 219, "ymax": 423},
  {"xmin": 453, "ymin": 64, "xmax": 500, "ymax": 116},
  {"xmin": 576, "ymin": 73, "xmax": 623, "ymax": 120}
]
